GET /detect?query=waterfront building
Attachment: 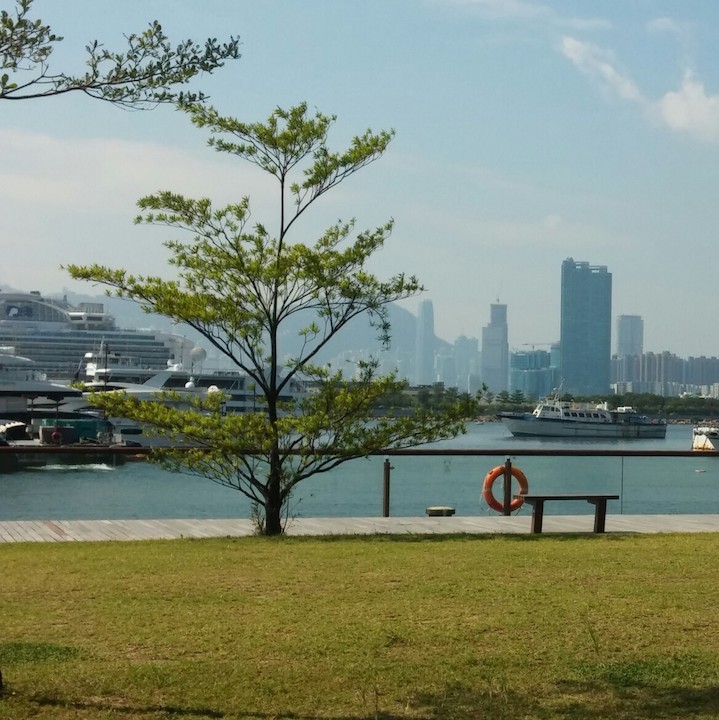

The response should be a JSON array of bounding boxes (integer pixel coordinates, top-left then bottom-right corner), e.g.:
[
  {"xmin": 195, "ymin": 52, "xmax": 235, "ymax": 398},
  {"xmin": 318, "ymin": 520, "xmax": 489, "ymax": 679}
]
[
  {"xmin": 414, "ymin": 299, "xmax": 435, "ymax": 385},
  {"xmin": 481, "ymin": 303, "xmax": 509, "ymax": 393},
  {"xmin": 0, "ymin": 291, "xmax": 197, "ymax": 381},
  {"xmin": 560, "ymin": 259, "xmax": 612, "ymax": 395},
  {"xmin": 611, "ymin": 348, "xmax": 719, "ymax": 398},
  {"xmin": 509, "ymin": 349, "xmax": 557, "ymax": 400}
]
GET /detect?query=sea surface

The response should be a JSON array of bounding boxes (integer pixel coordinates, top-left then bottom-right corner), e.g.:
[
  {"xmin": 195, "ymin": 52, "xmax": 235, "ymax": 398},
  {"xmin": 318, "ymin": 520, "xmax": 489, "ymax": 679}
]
[{"xmin": 1, "ymin": 422, "xmax": 715, "ymax": 521}]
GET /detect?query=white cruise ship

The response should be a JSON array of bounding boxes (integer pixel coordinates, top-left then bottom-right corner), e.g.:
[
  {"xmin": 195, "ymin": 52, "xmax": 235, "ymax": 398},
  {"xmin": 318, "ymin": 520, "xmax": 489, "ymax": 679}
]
[{"xmin": 0, "ymin": 290, "xmax": 197, "ymax": 381}]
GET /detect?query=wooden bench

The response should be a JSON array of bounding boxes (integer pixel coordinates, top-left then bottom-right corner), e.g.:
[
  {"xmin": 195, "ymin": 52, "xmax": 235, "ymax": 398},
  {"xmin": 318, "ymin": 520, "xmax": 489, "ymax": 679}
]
[
  {"xmin": 514, "ymin": 494, "xmax": 619, "ymax": 534},
  {"xmin": 426, "ymin": 506, "xmax": 456, "ymax": 517}
]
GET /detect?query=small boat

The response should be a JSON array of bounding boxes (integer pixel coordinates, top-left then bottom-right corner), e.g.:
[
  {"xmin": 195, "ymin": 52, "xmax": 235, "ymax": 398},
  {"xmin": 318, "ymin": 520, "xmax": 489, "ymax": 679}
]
[
  {"xmin": 692, "ymin": 426, "xmax": 719, "ymax": 452},
  {"xmin": 0, "ymin": 418, "xmax": 131, "ymax": 472},
  {"xmin": 498, "ymin": 394, "xmax": 667, "ymax": 439}
]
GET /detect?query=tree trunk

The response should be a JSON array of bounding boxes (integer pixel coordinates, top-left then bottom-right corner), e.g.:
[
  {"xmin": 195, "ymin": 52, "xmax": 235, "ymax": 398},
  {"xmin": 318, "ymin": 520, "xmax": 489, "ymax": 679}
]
[
  {"xmin": 263, "ymin": 448, "xmax": 284, "ymax": 536},
  {"xmin": 264, "ymin": 501, "xmax": 283, "ymax": 536}
]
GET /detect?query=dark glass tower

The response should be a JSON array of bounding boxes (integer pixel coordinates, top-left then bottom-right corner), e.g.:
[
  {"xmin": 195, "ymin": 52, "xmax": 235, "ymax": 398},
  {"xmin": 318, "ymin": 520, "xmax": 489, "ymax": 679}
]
[{"xmin": 560, "ymin": 258, "xmax": 612, "ymax": 395}]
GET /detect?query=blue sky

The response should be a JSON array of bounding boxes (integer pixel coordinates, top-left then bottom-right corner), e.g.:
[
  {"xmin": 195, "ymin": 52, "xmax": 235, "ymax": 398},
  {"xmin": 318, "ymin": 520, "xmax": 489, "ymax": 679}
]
[{"xmin": 2, "ymin": 0, "xmax": 718, "ymax": 357}]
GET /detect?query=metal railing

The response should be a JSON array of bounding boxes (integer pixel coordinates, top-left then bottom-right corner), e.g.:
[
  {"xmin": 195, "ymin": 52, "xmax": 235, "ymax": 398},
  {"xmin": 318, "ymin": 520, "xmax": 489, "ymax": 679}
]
[{"xmin": 2, "ymin": 445, "xmax": 716, "ymax": 517}]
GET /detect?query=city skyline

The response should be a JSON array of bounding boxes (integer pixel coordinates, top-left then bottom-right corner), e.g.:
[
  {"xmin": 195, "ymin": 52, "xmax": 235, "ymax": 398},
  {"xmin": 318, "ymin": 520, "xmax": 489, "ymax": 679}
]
[{"xmin": 2, "ymin": 2, "xmax": 719, "ymax": 356}]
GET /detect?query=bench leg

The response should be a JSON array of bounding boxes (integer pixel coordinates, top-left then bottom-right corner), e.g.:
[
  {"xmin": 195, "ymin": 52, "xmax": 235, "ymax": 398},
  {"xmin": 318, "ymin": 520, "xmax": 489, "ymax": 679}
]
[
  {"xmin": 591, "ymin": 498, "xmax": 608, "ymax": 533},
  {"xmin": 529, "ymin": 500, "xmax": 544, "ymax": 534}
]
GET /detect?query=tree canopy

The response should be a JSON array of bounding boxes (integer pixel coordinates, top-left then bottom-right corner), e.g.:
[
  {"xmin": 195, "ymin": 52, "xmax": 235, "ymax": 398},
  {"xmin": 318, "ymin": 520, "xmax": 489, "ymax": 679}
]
[
  {"xmin": 67, "ymin": 102, "xmax": 469, "ymax": 535},
  {"xmin": 1, "ymin": 0, "xmax": 239, "ymax": 108}
]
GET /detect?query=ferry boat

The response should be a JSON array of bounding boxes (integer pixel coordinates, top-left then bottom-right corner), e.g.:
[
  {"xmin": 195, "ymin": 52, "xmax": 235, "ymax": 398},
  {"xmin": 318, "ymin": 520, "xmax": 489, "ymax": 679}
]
[
  {"xmin": 691, "ymin": 426, "xmax": 719, "ymax": 451},
  {"xmin": 498, "ymin": 395, "xmax": 667, "ymax": 439}
]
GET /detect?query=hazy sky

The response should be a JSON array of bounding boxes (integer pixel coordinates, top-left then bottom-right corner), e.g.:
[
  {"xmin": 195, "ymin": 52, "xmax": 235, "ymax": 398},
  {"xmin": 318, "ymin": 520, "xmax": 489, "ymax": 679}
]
[{"xmin": 2, "ymin": 1, "xmax": 718, "ymax": 357}]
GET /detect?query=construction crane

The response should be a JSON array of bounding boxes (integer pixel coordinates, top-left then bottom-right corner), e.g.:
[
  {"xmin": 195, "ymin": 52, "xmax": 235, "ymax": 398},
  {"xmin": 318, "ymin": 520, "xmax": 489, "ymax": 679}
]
[{"xmin": 521, "ymin": 342, "xmax": 555, "ymax": 350}]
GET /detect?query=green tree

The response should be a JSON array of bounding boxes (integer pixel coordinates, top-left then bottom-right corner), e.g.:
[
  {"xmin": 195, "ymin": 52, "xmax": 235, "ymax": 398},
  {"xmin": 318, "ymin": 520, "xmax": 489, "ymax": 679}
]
[
  {"xmin": 415, "ymin": 387, "xmax": 431, "ymax": 410},
  {"xmin": 67, "ymin": 103, "xmax": 466, "ymax": 535},
  {"xmin": 496, "ymin": 390, "xmax": 511, "ymax": 406},
  {"xmin": 1, "ymin": 0, "xmax": 239, "ymax": 108},
  {"xmin": 457, "ymin": 392, "xmax": 475, "ymax": 417}
]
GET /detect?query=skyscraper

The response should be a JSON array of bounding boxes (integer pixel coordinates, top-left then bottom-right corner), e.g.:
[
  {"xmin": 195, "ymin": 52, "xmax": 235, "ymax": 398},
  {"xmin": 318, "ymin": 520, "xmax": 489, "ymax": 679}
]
[
  {"xmin": 560, "ymin": 258, "xmax": 612, "ymax": 395},
  {"xmin": 414, "ymin": 299, "xmax": 435, "ymax": 385},
  {"xmin": 453, "ymin": 335, "xmax": 480, "ymax": 393},
  {"xmin": 481, "ymin": 303, "xmax": 509, "ymax": 393},
  {"xmin": 616, "ymin": 315, "xmax": 643, "ymax": 357}
]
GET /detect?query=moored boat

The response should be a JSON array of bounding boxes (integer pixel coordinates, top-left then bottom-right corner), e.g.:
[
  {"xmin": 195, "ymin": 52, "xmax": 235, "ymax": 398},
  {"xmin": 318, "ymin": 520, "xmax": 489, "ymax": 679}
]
[
  {"xmin": 691, "ymin": 425, "xmax": 719, "ymax": 451},
  {"xmin": 0, "ymin": 419, "xmax": 131, "ymax": 472},
  {"xmin": 58, "ymin": 360, "xmax": 307, "ymax": 447},
  {"xmin": 498, "ymin": 395, "xmax": 667, "ymax": 439}
]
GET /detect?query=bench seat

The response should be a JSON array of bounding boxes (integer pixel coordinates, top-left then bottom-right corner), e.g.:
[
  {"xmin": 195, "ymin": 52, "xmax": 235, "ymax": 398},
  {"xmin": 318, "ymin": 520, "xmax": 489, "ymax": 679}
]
[{"xmin": 515, "ymin": 493, "xmax": 620, "ymax": 534}]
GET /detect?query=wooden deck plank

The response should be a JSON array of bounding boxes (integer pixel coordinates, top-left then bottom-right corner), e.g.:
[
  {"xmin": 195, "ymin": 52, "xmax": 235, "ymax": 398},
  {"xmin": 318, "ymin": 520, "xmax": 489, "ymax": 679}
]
[
  {"xmin": 21, "ymin": 521, "xmax": 49, "ymax": 542},
  {"xmin": 2, "ymin": 515, "xmax": 719, "ymax": 543}
]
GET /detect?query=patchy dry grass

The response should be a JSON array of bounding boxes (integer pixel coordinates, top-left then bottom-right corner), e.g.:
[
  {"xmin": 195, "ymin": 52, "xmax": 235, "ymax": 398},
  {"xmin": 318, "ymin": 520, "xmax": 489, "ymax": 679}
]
[{"xmin": 2, "ymin": 533, "xmax": 719, "ymax": 718}]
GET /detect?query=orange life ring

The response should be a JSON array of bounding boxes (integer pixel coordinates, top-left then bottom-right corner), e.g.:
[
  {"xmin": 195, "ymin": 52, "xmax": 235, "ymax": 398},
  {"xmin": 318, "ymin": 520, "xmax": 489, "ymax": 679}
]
[
  {"xmin": 51, "ymin": 430, "xmax": 62, "ymax": 445},
  {"xmin": 483, "ymin": 465, "xmax": 528, "ymax": 513}
]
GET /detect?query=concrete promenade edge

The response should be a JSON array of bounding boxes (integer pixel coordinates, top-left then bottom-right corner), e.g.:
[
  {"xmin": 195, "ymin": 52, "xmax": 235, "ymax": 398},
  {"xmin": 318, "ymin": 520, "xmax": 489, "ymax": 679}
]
[{"xmin": 3, "ymin": 514, "xmax": 719, "ymax": 542}]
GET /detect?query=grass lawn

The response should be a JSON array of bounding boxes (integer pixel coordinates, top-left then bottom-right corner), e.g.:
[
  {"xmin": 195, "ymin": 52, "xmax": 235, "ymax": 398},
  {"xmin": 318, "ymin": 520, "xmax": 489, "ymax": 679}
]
[{"xmin": 2, "ymin": 532, "xmax": 719, "ymax": 719}]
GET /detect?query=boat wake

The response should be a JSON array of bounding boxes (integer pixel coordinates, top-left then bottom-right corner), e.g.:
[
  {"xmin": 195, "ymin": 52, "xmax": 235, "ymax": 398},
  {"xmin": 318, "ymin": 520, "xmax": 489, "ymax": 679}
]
[{"xmin": 38, "ymin": 463, "xmax": 117, "ymax": 472}]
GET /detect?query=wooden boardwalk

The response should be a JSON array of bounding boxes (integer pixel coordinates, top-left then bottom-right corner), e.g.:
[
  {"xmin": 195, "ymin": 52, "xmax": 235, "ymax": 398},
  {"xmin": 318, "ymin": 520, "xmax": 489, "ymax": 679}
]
[{"xmin": 3, "ymin": 514, "xmax": 719, "ymax": 542}]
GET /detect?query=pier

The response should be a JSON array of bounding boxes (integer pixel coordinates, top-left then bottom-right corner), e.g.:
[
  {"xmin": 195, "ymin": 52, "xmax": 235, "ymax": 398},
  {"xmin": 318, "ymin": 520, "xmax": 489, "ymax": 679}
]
[{"xmin": 3, "ymin": 514, "xmax": 719, "ymax": 543}]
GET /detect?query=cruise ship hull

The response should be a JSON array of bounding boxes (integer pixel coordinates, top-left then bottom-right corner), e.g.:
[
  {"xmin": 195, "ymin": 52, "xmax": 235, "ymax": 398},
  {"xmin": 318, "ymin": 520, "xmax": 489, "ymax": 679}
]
[{"xmin": 500, "ymin": 414, "xmax": 667, "ymax": 439}]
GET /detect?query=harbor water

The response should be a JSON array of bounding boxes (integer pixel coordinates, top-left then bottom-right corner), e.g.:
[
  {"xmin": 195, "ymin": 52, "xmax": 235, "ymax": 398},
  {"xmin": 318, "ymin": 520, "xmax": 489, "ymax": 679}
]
[{"xmin": 0, "ymin": 423, "xmax": 715, "ymax": 521}]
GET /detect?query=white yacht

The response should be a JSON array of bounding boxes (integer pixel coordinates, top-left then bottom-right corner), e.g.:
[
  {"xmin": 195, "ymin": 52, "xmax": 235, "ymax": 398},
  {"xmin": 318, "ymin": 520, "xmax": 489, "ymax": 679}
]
[
  {"xmin": 0, "ymin": 347, "xmax": 81, "ymax": 418},
  {"xmin": 61, "ymin": 365, "xmax": 306, "ymax": 446},
  {"xmin": 691, "ymin": 426, "xmax": 719, "ymax": 451}
]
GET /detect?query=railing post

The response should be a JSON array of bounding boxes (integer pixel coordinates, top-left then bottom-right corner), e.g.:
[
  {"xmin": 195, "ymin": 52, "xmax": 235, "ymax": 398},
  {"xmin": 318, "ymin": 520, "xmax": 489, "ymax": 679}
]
[
  {"xmin": 503, "ymin": 457, "xmax": 512, "ymax": 516},
  {"xmin": 382, "ymin": 457, "xmax": 391, "ymax": 517}
]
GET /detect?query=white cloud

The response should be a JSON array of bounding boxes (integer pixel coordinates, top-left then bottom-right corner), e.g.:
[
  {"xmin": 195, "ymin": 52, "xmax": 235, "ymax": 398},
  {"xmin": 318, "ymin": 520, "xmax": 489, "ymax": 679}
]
[
  {"xmin": 647, "ymin": 17, "xmax": 682, "ymax": 36},
  {"xmin": 0, "ymin": 129, "xmax": 278, "ymax": 291},
  {"xmin": 555, "ymin": 17, "xmax": 612, "ymax": 32},
  {"xmin": 657, "ymin": 72, "xmax": 719, "ymax": 142},
  {"xmin": 0, "ymin": 128, "xmax": 275, "ymax": 215},
  {"xmin": 444, "ymin": 0, "xmax": 610, "ymax": 31},
  {"xmin": 444, "ymin": 0, "xmax": 551, "ymax": 19},
  {"xmin": 559, "ymin": 35, "xmax": 719, "ymax": 143},
  {"xmin": 559, "ymin": 36, "xmax": 644, "ymax": 104}
]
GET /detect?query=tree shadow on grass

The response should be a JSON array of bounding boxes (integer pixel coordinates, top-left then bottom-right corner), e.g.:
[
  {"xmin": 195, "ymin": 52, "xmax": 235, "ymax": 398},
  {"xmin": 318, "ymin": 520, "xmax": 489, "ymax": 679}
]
[
  {"xmin": 6, "ymin": 651, "xmax": 718, "ymax": 719},
  {"xmin": 20, "ymin": 695, "xmax": 410, "ymax": 720},
  {"xmin": 292, "ymin": 531, "xmax": 641, "ymax": 544},
  {"xmin": 411, "ymin": 680, "xmax": 719, "ymax": 720},
  {"xmin": 10, "ymin": 681, "xmax": 719, "ymax": 720},
  {"xmin": 553, "ymin": 680, "xmax": 719, "ymax": 720}
]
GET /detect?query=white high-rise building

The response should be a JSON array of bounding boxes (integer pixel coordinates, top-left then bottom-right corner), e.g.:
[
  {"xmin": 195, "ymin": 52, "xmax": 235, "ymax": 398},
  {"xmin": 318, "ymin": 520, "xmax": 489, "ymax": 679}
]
[
  {"xmin": 414, "ymin": 299, "xmax": 435, "ymax": 385},
  {"xmin": 481, "ymin": 303, "xmax": 509, "ymax": 393},
  {"xmin": 616, "ymin": 315, "xmax": 643, "ymax": 357}
]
